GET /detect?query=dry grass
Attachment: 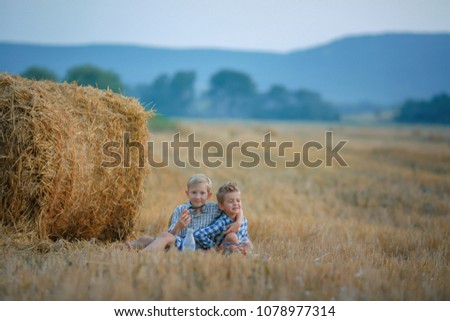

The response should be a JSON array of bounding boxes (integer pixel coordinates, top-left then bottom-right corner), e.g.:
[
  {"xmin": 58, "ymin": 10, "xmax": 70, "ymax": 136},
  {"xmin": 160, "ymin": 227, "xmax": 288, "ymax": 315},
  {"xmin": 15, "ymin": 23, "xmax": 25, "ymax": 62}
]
[{"xmin": 0, "ymin": 120, "xmax": 449, "ymax": 300}]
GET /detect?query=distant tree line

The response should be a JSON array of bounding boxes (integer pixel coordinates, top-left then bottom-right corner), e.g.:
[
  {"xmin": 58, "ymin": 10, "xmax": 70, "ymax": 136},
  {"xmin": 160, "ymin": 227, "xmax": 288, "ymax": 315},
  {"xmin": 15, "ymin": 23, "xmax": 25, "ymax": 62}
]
[
  {"xmin": 130, "ymin": 69, "xmax": 340, "ymax": 121},
  {"xmin": 22, "ymin": 65, "xmax": 340, "ymax": 121},
  {"xmin": 21, "ymin": 65, "xmax": 123, "ymax": 93},
  {"xmin": 394, "ymin": 93, "xmax": 450, "ymax": 125},
  {"xmin": 131, "ymin": 71, "xmax": 196, "ymax": 114}
]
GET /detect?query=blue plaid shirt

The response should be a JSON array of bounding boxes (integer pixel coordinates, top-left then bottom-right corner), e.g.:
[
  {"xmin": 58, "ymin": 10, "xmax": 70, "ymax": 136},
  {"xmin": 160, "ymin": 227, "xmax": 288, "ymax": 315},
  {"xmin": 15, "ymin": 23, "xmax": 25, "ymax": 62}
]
[
  {"xmin": 194, "ymin": 212, "xmax": 249, "ymax": 250},
  {"xmin": 168, "ymin": 201, "xmax": 222, "ymax": 249}
]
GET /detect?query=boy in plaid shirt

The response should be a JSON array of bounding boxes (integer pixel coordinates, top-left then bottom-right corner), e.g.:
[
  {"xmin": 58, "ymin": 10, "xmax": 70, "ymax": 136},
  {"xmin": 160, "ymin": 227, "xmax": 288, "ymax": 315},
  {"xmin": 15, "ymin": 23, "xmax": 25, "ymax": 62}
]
[
  {"xmin": 125, "ymin": 174, "xmax": 243, "ymax": 252},
  {"xmin": 194, "ymin": 182, "xmax": 253, "ymax": 254}
]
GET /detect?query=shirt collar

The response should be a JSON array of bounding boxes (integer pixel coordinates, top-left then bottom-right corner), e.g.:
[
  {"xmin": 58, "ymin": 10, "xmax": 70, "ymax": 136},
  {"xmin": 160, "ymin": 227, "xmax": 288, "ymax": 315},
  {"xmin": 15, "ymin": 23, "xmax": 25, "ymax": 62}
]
[{"xmin": 187, "ymin": 201, "xmax": 206, "ymax": 213}]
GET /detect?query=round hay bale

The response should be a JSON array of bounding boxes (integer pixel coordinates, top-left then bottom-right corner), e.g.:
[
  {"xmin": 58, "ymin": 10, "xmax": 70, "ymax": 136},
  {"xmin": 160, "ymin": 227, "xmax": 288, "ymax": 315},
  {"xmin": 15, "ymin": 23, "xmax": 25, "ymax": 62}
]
[{"xmin": 0, "ymin": 73, "xmax": 151, "ymax": 241}]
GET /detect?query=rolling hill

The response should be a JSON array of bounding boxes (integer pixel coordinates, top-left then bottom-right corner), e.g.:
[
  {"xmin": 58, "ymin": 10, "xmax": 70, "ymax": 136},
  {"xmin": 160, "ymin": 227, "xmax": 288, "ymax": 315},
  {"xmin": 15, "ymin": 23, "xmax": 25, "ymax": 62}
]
[{"xmin": 1, "ymin": 33, "xmax": 449, "ymax": 104}]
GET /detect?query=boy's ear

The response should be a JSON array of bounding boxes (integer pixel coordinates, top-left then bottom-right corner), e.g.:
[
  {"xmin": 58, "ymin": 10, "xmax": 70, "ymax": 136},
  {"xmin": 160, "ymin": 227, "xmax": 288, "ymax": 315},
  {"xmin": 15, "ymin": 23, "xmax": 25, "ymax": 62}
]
[
  {"xmin": 218, "ymin": 202, "xmax": 224, "ymax": 210},
  {"xmin": 207, "ymin": 191, "xmax": 212, "ymax": 199},
  {"xmin": 185, "ymin": 190, "xmax": 189, "ymax": 197}
]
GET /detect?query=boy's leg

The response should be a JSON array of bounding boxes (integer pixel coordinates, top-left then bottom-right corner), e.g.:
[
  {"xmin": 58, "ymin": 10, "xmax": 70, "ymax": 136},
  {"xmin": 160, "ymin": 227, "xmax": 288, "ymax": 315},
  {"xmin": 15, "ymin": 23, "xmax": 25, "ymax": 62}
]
[
  {"xmin": 221, "ymin": 233, "xmax": 240, "ymax": 254},
  {"xmin": 241, "ymin": 238, "xmax": 254, "ymax": 251},
  {"xmin": 142, "ymin": 232, "xmax": 176, "ymax": 252},
  {"xmin": 221, "ymin": 233, "xmax": 253, "ymax": 255},
  {"xmin": 239, "ymin": 239, "xmax": 253, "ymax": 255},
  {"xmin": 124, "ymin": 236, "xmax": 156, "ymax": 250},
  {"xmin": 222, "ymin": 232, "xmax": 239, "ymax": 244}
]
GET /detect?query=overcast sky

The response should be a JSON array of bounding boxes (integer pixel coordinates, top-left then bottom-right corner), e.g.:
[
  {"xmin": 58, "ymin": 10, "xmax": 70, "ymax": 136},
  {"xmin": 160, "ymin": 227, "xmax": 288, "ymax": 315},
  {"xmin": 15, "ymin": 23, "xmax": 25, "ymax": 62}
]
[{"xmin": 1, "ymin": 0, "xmax": 450, "ymax": 52}]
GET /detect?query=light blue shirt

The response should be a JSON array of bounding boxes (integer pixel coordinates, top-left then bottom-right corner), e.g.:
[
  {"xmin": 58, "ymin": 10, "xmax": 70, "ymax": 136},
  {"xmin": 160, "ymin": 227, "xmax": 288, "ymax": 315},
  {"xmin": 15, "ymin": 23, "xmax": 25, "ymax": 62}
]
[{"xmin": 168, "ymin": 201, "xmax": 222, "ymax": 249}]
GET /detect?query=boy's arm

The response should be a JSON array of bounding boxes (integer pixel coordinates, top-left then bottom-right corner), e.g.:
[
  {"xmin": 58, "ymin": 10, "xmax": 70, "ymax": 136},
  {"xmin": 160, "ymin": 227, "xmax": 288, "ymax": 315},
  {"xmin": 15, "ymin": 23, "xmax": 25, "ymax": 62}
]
[
  {"xmin": 224, "ymin": 209, "xmax": 243, "ymax": 234},
  {"xmin": 236, "ymin": 218, "xmax": 254, "ymax": 253},
  {"xmin": 237, "ymin": 217, "xmax": 249, "ymax": 240},
  {"xmin": 194, "ymin": 217, "xmax": 228, "ymax": 250},
  {"xmin": 168, "ymin": 208, "xmax": 190, "ymax": 235}
]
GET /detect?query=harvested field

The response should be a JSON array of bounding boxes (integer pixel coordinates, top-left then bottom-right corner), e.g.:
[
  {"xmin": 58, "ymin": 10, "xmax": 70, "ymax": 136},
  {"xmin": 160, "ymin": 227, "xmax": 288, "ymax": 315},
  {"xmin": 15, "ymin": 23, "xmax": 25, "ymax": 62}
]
[{"xmin": 0, "ymin": 118, "xmax": 448, "ymax": 300}]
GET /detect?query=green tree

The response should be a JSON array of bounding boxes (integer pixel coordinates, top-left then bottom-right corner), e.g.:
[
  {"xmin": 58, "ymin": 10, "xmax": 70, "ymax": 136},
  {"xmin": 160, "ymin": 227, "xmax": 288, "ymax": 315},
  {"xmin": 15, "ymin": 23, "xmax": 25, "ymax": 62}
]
[
  {"xmin": 208, "ymin": 69, "xmax": 257, "ymax": 117},
  {"xmin": 288, "ymin": 89, "xmax": 339, "ymax": 120},
  {"xmin": 265, "ymin": 85, "xmax": 290, "ymax": 110},
  {"xmin": 169, "ymin": 71, "xmax": 196, "ymax": 114},
  {"xmin": 135, "ymin": 74, "xmax": 171, "ymax": 114},
  {"xmin": 209, "ymin": 69, "xmax": 256, "ymax": 97},
  {"xmin": 395, "ymin": 93, "xmax": 450, "ymax": 124},
  {"xmin": 21, "ymin": 66, "xmax": 58, "ymax": 81},
  {"xmin": 65, "ymin": 64, "xmax": 123, "ymax": 93},
  {"xmin": 135, "ymin": 72, "xmax": 196, "ymax": 116},
  {"xmin": 258, "ymin": 86, "xmax": 340, "ymax": 121}
]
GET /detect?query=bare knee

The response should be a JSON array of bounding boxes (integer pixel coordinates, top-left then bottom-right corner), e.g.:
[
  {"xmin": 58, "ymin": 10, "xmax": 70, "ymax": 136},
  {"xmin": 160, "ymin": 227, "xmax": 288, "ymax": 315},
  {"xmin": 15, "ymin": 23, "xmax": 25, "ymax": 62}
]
[
  {"xmin": 160, "ymin": 231, "xmax": 175, "ymax": 240},
  {"xmin": 125, "ymin": 236, "xmax": 155, "ymax": 250},
  {"xmin": 138, "ymin": 236, "xmax": 156, "ymax": 247},
  {"xmin": 223, "ymin": 232, "xmax": 239, "ymax": 244},
  {"xmin": 158, "ymin": 231, "xmax": 176, "ymax": 246},
  {"xmin": 142, "ymin": 231, "xmax": 175, "ymax": 252}
]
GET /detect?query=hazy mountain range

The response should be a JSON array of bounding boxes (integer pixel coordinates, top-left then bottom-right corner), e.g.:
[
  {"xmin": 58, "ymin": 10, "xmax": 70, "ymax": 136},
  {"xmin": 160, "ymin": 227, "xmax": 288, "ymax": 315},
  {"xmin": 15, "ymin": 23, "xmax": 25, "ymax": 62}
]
[{"xmin": 1, "ymin": 33, "xmax": 449, "ymax": 105}]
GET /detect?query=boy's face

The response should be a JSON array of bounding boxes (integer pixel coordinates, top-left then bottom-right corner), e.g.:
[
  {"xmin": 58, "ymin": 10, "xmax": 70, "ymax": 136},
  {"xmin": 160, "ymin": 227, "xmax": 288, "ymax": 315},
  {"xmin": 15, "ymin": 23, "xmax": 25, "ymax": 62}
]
[
  {"xmin": 185, "ymin": 183, "xmax": 212, "ymax": 208},
  {"xmin": 218, "ymin": 191, "xmax": 242, "ymax": 217}
]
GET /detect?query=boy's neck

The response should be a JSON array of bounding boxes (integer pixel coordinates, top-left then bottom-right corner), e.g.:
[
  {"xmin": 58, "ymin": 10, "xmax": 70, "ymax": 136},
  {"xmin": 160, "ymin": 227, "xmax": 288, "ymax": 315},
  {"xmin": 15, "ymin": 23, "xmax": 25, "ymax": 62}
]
[
  {"xmin": 224, "ymin": 211, "xmax": 236, "ymax": 220},
  {"xmin": 189, "ymin": 204, "xmax": 204, "ymax": 213}
]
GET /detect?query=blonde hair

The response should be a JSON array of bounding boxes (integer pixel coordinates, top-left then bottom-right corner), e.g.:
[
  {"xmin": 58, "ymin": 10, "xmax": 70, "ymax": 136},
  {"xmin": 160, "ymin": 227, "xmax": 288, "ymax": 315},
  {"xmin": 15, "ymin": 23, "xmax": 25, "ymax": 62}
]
[
  {"xmin": 216, "ymin": 182, "xmax": 240, "ymax": 204},
  {"xmin": 187, "ymin": 174, "xmax": 212, "ymax": 192}
]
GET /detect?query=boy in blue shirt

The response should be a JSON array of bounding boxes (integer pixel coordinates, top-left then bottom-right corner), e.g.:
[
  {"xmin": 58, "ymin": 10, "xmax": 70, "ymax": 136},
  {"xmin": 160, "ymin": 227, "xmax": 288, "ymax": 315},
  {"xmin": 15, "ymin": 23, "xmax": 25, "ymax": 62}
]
[
  {"xmin": 125, "ymin": 174, "xmax": 243, "ymax": 252},
  {"xmin": 194, "ymin": 182, "xmax": 253, "ymax": 255}
]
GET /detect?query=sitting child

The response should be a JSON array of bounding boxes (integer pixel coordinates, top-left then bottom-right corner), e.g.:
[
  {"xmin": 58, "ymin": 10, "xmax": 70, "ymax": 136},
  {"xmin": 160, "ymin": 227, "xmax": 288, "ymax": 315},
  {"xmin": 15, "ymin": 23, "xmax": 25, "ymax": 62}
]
[
  {"xmin": 125, "ymin": 174, "xmax": 243, "ymax": 252},
  {"xmin": 194, "ymin": 182, "xmax": 253, "ymax": 255}
]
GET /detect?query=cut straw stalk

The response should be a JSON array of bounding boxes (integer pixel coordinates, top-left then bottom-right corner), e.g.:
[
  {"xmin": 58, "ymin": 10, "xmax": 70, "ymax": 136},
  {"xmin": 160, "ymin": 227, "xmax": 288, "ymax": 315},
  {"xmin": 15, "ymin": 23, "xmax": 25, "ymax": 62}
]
[{"xmin": 0, "ymin": 74, "xmax": 151, "ymax": 241}]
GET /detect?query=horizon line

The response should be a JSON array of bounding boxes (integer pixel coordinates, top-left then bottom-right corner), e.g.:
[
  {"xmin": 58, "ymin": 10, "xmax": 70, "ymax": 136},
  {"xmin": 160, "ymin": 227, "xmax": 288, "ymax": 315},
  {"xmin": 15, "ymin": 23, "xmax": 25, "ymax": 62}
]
[{"xmin": 1, "ymin": 31, "xmax": 449, "ymax": 54}]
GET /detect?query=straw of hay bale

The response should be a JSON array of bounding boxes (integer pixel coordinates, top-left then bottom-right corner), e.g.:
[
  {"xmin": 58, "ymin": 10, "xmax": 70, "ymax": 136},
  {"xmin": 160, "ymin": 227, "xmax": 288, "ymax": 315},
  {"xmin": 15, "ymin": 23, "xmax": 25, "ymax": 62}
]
[{"xmin": 0, "ymin": 73, "xmax": 151, "ymax": 241}]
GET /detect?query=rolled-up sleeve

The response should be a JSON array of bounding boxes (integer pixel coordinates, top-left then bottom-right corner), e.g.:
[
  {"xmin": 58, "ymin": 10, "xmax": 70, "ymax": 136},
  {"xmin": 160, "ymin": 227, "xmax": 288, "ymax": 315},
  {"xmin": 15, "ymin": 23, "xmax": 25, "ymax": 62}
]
[
  {"xmin": 237, "ymin": 218, "xmax": 249, "ymax": 243},
  {"xmin": 168, "ymin": 205, "xmax": 185, "ymax": 233},
  {"xmin": 194, "ymin": 216, "xmax": 228, "ymax": 249}
]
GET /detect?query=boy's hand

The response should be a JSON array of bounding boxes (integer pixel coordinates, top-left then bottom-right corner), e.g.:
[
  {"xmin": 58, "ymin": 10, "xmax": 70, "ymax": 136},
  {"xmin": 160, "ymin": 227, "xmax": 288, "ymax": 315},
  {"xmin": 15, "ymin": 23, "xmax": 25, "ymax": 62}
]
[
  {"xmin": 224, "ymin": 221, "xmax": 239, "ymax": 234},
  {"xmin": 224, "ymin": 208, "xmax": 243, "ymax": 234},
  {"xmin": 177, "ymin": 209, "xmax": 191, "ymax": 228}
]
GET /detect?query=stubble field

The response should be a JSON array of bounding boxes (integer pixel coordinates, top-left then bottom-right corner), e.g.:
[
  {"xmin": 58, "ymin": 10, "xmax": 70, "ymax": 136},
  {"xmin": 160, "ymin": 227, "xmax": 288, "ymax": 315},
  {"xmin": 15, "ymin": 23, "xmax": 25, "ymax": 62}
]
[{"xmin": 0, "ymin": 120, "xmax": 448, "ymax": 300}]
